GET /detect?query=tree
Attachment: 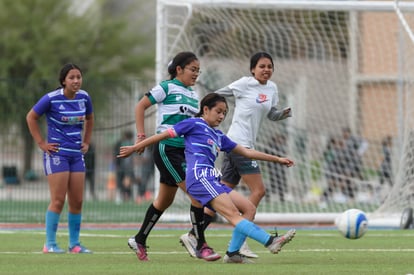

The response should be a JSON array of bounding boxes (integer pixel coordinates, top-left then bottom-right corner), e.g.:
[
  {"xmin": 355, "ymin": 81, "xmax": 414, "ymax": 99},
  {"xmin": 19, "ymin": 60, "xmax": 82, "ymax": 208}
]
[{"xmin": 0, "ymin": 0, "xmax": 156, "ymax": 174}]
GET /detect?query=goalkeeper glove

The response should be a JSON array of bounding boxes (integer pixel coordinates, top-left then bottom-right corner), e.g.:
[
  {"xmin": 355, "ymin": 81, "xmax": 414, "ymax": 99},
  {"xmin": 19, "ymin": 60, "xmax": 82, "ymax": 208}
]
[{"xmin": 267, "ymin": 107, "xmax": 292, "ymax": 121}]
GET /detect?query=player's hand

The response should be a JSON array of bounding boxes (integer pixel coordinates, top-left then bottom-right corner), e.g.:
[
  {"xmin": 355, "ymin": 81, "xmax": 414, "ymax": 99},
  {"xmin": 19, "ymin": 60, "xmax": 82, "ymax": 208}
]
[
  {"xmin": 134, "ymin": 137, "xmax": 146, "ymax": 155},
  {"xmin": 39, "ymin": 141, "xmax": 59, "ymax": 155},
  {"xmin": 81, "ymin": 143, "xmax": 89, "ymax": 154},
  {"xmin": 117, "ymin": 146, "xmax": 135, "ymax": 158},
  {"xmin": 283, "ymin": 107, "xmax": 291, "ymax": 116},
  {"xmin": 267, "ymin": 106, "xmax": 292, "ymax": 121},
  {"xmin": 279, "ymin": 157, "xmax": 294, "ymax": 167}
]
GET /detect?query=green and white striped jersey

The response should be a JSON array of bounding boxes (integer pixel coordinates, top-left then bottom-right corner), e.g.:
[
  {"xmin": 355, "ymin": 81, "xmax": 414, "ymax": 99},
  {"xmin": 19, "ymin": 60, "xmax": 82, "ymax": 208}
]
[{"xmin": 147, "ymin": 78, "xmax": 199, "ymax": 148}]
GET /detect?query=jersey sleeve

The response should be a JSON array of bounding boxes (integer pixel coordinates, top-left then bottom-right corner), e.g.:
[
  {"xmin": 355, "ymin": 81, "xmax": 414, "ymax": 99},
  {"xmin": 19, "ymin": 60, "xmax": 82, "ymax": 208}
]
[
  {"xmin": 215, "ymin": 77, "xmax": 247, "ymax": 97},
  {"xmin": 215, "ymin": 85, "xmax": 233, "ymax": 96},
  {"xmin": 270, "ymin": 81, "xmax": 279, "ymax": 107},
  {"xmin": 85, "ymin": 93, "xmax": 94, "ymax": 115},
  {"xmin": 32, "ymin": 93, "xmax": 51, "ymax": 116},
  {"xmin": 147, "ymin": 84, "xmax": 167, "ymax": 105},
  {"xmin": 172, "ymin": 118, "xmax": 194, "ymax": 136},
  {"xmin": 220, "ymin": 131, "xmax": 238, "ymax": 152}
]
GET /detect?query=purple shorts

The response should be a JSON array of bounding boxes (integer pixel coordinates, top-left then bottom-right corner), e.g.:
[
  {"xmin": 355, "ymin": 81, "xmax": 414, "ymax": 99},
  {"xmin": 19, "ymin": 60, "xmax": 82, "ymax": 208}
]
[
  {"xmin": 186, "ymin": 175, "xmax": 233, "ymax": 208},
  {"xmin": 43, "ymin": 153, "xmax": 85, "ymax": 175}
]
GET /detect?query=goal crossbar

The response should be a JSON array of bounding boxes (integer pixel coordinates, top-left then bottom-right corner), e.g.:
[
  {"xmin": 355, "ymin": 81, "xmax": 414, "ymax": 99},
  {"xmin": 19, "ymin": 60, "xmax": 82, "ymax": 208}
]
[
  {"xmin": 158, "ymin": 0, "xmax": 414, "ymax": 11},
  {"xmin": 156, "ymin": 0, "xmax": 414, "ymax": 227}
]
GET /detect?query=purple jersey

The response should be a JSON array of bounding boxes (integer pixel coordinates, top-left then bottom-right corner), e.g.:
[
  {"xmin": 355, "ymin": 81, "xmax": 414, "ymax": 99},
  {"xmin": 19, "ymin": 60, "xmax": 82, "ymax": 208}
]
[
  {"xmin": 33, "ymin": 88, "xmax": 93, "ymax": 156},
  {"xmin": 173, "ymin": 118, "xmax": 237, "ymax": 189}
]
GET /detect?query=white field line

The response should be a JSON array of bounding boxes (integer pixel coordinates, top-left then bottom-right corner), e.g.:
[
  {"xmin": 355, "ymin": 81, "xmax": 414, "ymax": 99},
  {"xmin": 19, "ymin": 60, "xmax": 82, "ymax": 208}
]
[
  {"xmin": 1, "ymin": 249, "xmax": 414, "ymax": 255},
  {"xmin": 1, "ymin": 231, "xmax": 414, "ymax": 254},
  {"xmin": 1, "ymin": 231, "xmax": 414, "ymax": 238}
]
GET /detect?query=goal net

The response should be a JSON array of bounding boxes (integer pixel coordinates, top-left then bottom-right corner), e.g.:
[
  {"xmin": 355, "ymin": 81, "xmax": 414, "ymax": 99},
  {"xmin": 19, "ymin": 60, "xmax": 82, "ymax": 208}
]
[{"xmin": 155, "ymin": 0, "xmax": 414, "ymax": 225}]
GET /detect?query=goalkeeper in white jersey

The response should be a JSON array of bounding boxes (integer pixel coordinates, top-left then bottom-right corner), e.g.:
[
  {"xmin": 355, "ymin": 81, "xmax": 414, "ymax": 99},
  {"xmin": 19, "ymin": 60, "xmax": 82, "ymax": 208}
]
[
  {"xmin": 180, "ymin": 52, "xmax": 292, "ymax": 259},
  {"xmin": 205, "ymin": 52, "xmax": 292, "ymax": 258}
]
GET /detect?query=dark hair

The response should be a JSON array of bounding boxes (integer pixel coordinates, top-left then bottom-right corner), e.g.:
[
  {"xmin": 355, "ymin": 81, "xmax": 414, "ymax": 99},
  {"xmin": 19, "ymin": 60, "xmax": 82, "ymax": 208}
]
[
  {"xmin": 59, "ymin": 63, "xmax": 82, "ymax": 87},
  {"xmin": 250, "ymin": 52, "xmax": 274, "ymax": 75},
  {"xmin": 195, "ymin": 93, "xmax": 228, "ymax": 117},
  {"xmin": 167, "ymin": 52, "xmax": 198, "ymax": 80}
]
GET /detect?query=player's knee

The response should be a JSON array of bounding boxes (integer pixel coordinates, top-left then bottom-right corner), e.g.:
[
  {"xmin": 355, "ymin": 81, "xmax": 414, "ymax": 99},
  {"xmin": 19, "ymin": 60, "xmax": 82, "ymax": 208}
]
[
  {"xmin": 253, "ymin": 188, "xmax": 266, "ymax": 200},
  {"xmin": 153, "ymin": 198, "xmax": 173, "ymax": 211},
  {"xmin": 50, "ymin": 199, "xmax": 65, "ymax": 211},
  {"xmin": 243, "ymin": 204, "xmax": 257, "ymax": 221}
]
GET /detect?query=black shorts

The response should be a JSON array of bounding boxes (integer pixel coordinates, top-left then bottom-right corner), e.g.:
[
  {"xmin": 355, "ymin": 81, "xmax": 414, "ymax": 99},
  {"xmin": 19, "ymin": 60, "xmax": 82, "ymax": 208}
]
[
  {"xmin": 220, "ymin": 150, "xmax": 261, "ymax": 186},
  {"xmin": 153, "ymin": 142, "xmax": 186, "ymax": 186}
]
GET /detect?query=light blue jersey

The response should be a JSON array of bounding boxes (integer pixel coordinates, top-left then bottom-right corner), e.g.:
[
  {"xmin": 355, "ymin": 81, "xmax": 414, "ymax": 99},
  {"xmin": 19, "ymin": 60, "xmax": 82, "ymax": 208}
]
[{"xmin": 33, "ymin": 88, "xmax": 93, "ymax": 156}]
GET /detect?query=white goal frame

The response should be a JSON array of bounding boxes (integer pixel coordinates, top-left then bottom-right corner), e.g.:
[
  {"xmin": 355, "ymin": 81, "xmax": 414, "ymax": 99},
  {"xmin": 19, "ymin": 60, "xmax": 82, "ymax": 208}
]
[{"xmin": 155, "ymin": 0, "xmax": 414, "ymax": 226}]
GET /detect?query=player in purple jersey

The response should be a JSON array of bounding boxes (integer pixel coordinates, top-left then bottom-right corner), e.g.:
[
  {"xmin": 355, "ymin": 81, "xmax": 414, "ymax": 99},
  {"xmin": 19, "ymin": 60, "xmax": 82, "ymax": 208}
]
[
  {"xmin": 26, "ymin": 64, "xmax": 94, "ymax": 254},
  {"xmin": 118, "ymin": 93, "xmax": 296, "ymax": 263}
]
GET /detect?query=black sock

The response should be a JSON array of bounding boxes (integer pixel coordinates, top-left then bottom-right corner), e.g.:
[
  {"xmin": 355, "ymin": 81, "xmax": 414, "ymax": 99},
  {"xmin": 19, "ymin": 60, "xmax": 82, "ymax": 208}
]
[
  {"xmin": 265, "ymin": 236, "xmax": 274, "ymax": 247},
  {"xmin": 135, "ymin": 203, "xmax": 163, "ymax": 245},
  {"xmin": 226, "ymin": 250, "xmax": 240, "ymax": 256},
  {"xmin": 202, "ymin": 213, "xmax": 214, "ymax": 231},
  {"xmin": 189, "ymin": 205, "xmax": 206, "ymax": 250},
  {"xmin": 189, "ymin": 212, "xmax": 214, "ymax": 235}
]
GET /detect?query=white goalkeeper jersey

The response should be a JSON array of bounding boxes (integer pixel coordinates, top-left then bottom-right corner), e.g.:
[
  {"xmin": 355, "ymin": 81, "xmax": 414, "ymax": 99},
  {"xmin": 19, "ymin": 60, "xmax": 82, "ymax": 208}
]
[{"xmin": 216, "ymin": 76, "xmax": 278, "ymax": 149}]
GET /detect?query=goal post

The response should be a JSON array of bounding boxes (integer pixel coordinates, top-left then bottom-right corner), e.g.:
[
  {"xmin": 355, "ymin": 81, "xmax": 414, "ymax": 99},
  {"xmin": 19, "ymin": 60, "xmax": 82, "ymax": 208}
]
[{"xmin": 156, "ymin": 0, "xmax": 414, "ymax": 226}]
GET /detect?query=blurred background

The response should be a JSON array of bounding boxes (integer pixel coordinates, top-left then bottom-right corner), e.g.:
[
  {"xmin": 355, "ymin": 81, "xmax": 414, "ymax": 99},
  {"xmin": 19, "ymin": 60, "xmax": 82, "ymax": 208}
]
[
  {"xmin": 2, "ymin": 0, "xmax": 414, "ymax": 227},
  {"xmin": 0, "ymin": 0, "xmax": 158, "ymax": 222}
]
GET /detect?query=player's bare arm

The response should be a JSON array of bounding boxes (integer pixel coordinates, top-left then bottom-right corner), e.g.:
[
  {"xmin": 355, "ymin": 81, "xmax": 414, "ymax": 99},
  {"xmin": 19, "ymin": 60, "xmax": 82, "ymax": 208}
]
[
  {"xmin": 232, "ymin": 144, "xmax": 294, "ymax": 167},
  {"xmin": 118, "ymin": 130, "xmax": 172, "ymax": 158}
]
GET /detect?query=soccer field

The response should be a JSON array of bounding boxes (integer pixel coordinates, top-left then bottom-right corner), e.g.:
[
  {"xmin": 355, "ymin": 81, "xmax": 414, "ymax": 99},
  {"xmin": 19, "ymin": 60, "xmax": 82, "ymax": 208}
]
[{"xmin": 0, "ymin": 224, "xmax": 413, "ymax": 275}]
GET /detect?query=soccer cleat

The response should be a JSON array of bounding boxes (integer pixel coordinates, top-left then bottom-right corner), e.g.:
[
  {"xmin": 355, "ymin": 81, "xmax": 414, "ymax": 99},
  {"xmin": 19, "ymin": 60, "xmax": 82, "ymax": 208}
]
[
  {"xmin": 266, "ymin": 228, "xmax": 296, "ymax": 254},
  {"xmin": 196, "ymin": 243, "xmax": 221, "ymax": 261},
  {"xmin": 128, "ymin": 236, "xmax": 149, "ymax": 261},
  {"xmin": 68, "ymin": 244, "xmax": 93, "ymax": 254},
  {"xmin": 179, "ymin": 233, "xmax": 197, "ymax": 258},
  {"xmin": 239, "ymin": 241, "xmax": 258, "ymax": 258},
  {"xmin": 43, "ymin": 244, "xmax": 66, "ymax": 254},
  {"xmin": 223, "ymin": 252, "xmax": 255, "ymax": 264}
]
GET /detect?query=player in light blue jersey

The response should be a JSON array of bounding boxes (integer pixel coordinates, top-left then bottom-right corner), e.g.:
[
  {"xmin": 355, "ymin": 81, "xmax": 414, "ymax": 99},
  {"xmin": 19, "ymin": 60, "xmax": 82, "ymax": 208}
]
[
  {"xmin": 118, "ymin": 93, "xmax": 296, "ymax": 263},
  {"xmin": 26, "ymin": 63, "xmax": 94, "ymax": 254},
  {"xmin": 126, "ymin": 52, "xmax": 220, "ymax": 262}
]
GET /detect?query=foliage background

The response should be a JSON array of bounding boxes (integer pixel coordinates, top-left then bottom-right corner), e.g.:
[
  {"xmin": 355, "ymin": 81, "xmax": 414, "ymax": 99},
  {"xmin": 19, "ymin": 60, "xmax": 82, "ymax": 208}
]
[{"xmin": 0, "ymin": 0, "xmax": 157, "ymax": 174}]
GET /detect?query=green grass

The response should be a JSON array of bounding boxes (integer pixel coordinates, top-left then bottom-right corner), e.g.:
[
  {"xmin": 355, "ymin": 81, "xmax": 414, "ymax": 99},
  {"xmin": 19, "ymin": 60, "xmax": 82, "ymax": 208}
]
[
  {"xmin": 0, "ymin": 199, "xmax": 381, "ymax": 223},
  {"xmin": 0, "ymin": 200, "xmax": 154, "ymax": 223},
  {"xmin": 0, "ymin": 226, "xmax": 413, "ymax": 274}
]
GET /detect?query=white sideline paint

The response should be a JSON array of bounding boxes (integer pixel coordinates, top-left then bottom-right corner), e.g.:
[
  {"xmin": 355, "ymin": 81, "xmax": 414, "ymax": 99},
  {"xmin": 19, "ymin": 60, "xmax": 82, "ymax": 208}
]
[
  {"xmin": 1, "ymin": 248, "xmax": 414, "ymax": 255},
  {"xmin": 161, "ymin": 212, "xmax": 402, "ymax": 228}
]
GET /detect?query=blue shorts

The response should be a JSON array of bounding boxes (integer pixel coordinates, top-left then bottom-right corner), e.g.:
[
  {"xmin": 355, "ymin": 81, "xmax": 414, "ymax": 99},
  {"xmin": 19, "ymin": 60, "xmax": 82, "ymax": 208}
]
[
  {"xmin": 220, "ymin": 151, "xmax": 261, "ymax": 186},
  {"xmin": 186, "ymin": 175, "xmax": 233, "ymax": 208},
  {"xmin": 43, "ymin": 153, "xmax": 85, "ymax": 175}
]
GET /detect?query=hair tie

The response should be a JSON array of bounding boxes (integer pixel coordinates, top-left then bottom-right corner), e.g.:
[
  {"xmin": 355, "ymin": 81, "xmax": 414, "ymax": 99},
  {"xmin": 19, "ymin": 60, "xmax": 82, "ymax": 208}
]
[{"xmin": 167, "ymin": 60, "xmax": 173, "ymax": 70}]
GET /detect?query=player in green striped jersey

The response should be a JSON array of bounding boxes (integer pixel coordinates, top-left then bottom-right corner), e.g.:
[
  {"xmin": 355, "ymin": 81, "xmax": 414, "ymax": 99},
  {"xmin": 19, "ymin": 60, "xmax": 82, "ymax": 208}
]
[{"xmin": 127, "ymin": 52, "xmax": 220, "ymax": 262}]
